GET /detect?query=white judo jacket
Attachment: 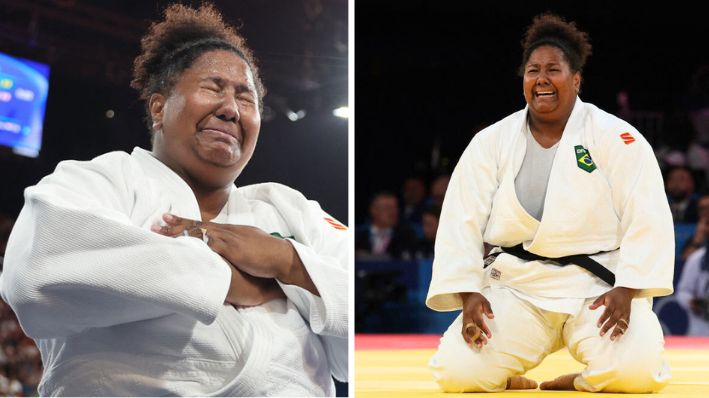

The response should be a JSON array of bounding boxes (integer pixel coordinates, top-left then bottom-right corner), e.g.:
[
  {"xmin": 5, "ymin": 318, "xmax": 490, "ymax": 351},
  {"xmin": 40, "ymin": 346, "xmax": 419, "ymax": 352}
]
[
  {"xmin": 427, "ymin": 98, "xmax": 674, "ymax": 312},
  {"xmin": 0, "ymin": 147, "xmax": 348, "ymax": 396}
]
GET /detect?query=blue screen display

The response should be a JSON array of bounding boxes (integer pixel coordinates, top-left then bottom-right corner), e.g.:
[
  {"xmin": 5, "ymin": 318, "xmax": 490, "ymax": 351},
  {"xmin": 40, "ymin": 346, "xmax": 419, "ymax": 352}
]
[{"xmin": 0, "ymin": 51, "xmax": 50, "ymax": 158}]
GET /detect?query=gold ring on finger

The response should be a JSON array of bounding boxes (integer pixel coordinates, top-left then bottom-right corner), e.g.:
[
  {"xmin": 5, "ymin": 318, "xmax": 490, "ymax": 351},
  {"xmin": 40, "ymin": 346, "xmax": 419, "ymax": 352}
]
[{"xmin": 464, "ymin": 322, "xmax": 481, "ymax": 341}]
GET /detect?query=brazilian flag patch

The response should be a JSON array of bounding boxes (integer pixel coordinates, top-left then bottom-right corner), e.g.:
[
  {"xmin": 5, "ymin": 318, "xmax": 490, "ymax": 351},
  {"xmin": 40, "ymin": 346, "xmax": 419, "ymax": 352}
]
[{"xmin": 575, "ymin": 145, "xmax": 596, "ymax": 173}]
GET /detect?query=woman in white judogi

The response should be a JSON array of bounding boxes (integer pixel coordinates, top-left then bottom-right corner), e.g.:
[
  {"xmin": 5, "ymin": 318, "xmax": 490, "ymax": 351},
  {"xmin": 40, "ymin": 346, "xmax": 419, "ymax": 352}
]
[
  {"xmin": 0, "ymin": 4, "xmax": 347, "ymax": 396},
  {"xmin": 427, "ymin": 14, "xmax": 672, "ymax": 393}
]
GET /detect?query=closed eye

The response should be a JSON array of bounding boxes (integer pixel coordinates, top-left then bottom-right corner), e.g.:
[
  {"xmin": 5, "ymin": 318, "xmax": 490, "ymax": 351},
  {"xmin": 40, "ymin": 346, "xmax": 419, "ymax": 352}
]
[
  {"xmin": 237, "ymin": 94, "xmax": 255, "ymax": 104},
  {"xmin": 201, "ymin": 77, "xmax": 225, "ymax": 91},
  {"xmin": 200, "ymin": 81, "xmax": 222, "ymax": 92}
]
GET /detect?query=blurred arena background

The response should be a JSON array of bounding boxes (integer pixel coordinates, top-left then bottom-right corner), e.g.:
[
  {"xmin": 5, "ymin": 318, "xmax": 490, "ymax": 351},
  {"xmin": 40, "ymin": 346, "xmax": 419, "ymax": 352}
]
[
  {"xmin": 355, "ymin": 1, "xmax": 709, "ymax": 396},
  {"xmin": 0, "ymin": 0, "xmax": 347, "ymax": 395}
]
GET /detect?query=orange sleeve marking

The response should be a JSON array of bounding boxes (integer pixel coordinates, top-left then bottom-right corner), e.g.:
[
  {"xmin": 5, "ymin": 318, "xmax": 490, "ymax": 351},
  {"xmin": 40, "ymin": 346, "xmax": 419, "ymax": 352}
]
[
  {"xmin": 620, "ymin": 132, "xmax": 635, "ymax": 144},
  {"xmin": 324, "ymin": 217, "xmax": 348, "ymax": 230}
]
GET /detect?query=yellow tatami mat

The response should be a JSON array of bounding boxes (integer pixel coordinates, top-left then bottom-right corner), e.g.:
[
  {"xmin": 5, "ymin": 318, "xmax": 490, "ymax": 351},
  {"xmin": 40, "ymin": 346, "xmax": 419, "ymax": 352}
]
[{"xmin": 355, "ymin": 335, "xmax": 709, "ymax": 397}]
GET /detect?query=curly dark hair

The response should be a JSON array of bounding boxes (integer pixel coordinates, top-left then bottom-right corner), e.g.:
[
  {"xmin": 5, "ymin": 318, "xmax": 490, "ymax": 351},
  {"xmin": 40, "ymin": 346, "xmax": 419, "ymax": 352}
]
[
  {"xmin": 518, "ymin": 13, "xmax": 592, "ymax": 76},
  {"xmin": 131, "ymin": 3, "xmax": 265, "ymax": 130}
]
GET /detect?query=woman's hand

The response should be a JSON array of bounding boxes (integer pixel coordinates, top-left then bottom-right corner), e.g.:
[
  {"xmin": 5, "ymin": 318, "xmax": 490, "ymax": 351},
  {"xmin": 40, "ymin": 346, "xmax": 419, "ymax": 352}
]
[
  {"xmin": 588, "ymin": 287, "xmax": 636, "ymax": 341},
  {"xmin": 225, "ymin": 265, "xmax": 286, "ymax": 307},
  {"xmin": 152, "ymin": 213, "xmax": 319, "ymax": 295},
  {"xmin": 460, "ymin": 292, "xmax": 494, "ymax": 349}
]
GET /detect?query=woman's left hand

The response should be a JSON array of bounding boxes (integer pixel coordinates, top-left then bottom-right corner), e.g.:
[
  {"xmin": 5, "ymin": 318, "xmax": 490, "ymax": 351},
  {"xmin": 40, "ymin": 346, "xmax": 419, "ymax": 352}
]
[
  {"xmin": 588, "ymin": 287, "xmax": 636, "ymax": 341},
  {"xmin": 152, "ymin": 213, "xmax": 318, "ymax": 295}
]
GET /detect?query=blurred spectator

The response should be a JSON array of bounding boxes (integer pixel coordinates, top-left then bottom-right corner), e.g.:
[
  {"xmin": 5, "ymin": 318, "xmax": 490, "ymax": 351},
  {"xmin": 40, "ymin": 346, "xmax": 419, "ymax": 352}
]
[
  {"xmin": 0, "ymin": 214, "xmax": 40, "ymax": 396},
  {"xmin": 0, "ymin": 299, "xmax": 42, "ymax": 396},
  {"xmin": 400, "ymin": 176, "xmax": 428, "ymax": 224},
  {"xmin": 429, "ymin": 174, "xmax": 450, "ymax": 207},
  {"xmin": 0, "ymin": 372, "xmax": 23, "ymax": 396},
  {"xmin": 681, "ymin": 195, "xmax": 709, "ymax": 261},
  {"xmin": 415, "ymin": 204, "xmax": 441, "ymax": 259},
  {"xmin": 356, "ymin": 192, "xmax": 417, "ymax": 260},
  {"xmin": 665, "ymin": 166, "xmax": 700, "ymax": 223},
  {"xmin": 677, "ymin": 245, "xmax": 709, "ymax": 335}
]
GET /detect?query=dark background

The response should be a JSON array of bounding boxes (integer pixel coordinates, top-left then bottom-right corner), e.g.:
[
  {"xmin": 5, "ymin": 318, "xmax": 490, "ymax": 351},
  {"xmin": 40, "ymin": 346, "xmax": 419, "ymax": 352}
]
[
  {"xmin": 355, "ymin": 0, "xmax": 709, "ymax": 222},
  {"xmin": 0, "ymin": 0, "xmax": 348, "ymax": 223}
]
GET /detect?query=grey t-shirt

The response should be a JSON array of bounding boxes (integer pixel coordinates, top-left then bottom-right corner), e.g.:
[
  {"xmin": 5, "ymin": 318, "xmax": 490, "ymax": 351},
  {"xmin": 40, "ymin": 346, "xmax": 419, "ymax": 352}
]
[{"xmin": 514, "ymin": 125, "xmax": 559, "ymax": 220}]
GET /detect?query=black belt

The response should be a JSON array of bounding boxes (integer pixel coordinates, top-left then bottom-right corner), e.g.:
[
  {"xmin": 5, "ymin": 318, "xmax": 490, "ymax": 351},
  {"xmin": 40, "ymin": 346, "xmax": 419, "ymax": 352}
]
[{"xmin": 483, "ymin": 244, "xmax": 616, "ymax": 286}]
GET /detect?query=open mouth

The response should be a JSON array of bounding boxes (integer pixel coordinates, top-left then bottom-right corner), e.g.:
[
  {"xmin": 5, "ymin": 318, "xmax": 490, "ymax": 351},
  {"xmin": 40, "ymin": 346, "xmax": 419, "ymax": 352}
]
[{"xmin": 535, "ymin": 91, "xmax": 556, "ymax": 98}]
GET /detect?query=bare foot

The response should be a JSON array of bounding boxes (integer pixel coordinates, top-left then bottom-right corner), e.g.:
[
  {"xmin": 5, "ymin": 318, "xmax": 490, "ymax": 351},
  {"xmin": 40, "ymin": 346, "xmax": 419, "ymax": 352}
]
[
  {"xmin": 539, "ymin": 373, "xmax": 580, "ymax": 390},
  {"xmin": 506, "ymin": 375, "xmax": 538, "ymax": 390}
]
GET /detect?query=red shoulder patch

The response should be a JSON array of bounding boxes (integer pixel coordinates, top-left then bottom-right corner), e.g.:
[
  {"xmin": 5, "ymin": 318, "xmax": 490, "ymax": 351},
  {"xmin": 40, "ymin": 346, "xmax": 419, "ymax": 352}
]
[
  {"xmin": 620, "ymin": 132, "xmax": 635, "ymax": 145},
  {"xmin": 324, "ymin": 217, "xmax": 347, "ymax": 231}
]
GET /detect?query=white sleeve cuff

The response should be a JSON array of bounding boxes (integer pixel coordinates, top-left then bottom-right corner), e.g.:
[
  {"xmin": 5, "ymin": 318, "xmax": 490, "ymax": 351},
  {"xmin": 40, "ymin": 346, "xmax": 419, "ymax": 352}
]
[{"xmin": 277, "ymin": 239, "xmax": 347, "ymax": 337}]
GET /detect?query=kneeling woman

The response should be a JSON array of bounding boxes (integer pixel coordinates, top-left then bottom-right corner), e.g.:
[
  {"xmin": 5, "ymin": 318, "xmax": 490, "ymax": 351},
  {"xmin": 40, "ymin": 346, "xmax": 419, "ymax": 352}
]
[{"xmin": 426, "ymin": 13, "xmax": 672, "ymax": 393}]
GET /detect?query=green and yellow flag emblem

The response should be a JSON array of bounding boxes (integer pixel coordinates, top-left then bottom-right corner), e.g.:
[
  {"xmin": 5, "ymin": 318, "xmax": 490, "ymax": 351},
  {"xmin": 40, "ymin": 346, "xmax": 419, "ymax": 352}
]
[{"xmin": 575, "ymin": 145, "xmax": 596, "ymax": 173}]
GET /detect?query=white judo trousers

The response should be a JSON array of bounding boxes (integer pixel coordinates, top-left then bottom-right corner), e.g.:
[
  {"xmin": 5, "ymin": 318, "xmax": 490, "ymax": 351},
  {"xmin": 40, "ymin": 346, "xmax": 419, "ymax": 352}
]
[
  {"xmin": 429, "ymin": 286, "xmax": 670, "ymax": 393},
  {"xmin": 427, "ymin": 99, "xmax": 674, "ymax": 393}
]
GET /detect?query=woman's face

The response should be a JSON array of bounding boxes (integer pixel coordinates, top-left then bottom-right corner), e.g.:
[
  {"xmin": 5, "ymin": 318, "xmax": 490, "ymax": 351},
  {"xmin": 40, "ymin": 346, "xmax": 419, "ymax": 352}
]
[
  {"xmin": 150, "ymin": 50, "xmax": 261, "ymax": 188},
  {"xmin": 523, "ymin": 45, "xmax": 580, "ymax": 123}
]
